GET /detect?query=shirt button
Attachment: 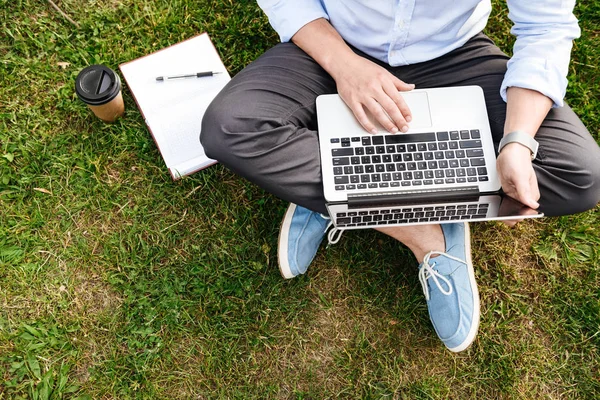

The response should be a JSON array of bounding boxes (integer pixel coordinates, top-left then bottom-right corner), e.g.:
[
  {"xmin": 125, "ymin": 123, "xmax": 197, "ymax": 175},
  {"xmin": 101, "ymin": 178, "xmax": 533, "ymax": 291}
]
[{"xmin": 396, "ymin": 20, "xmax": 405, "ymax": 29}]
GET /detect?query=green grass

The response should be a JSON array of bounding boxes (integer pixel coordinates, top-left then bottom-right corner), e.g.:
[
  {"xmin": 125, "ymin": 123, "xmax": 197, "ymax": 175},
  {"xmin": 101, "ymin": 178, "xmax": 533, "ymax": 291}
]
[{"xmin": 1, "ymin": 0, "xmax": 599, "ymax": 398}]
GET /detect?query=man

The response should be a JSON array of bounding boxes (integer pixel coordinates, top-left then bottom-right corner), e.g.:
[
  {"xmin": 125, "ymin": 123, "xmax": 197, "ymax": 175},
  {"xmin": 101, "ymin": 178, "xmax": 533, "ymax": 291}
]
[{"xmin": 200, "ymin": 1, "xmax": 600, "ymax": 352}]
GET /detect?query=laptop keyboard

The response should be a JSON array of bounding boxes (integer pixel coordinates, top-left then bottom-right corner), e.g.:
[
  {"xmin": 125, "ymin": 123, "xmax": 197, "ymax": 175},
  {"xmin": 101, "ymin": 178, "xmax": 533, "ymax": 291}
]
[
  {"xmin": 330, "ymin": 130, "xmax": 489, "ymax": 191},
  {"xmin": 335, "ymin": 202, "xmax": 489, "ymax": 227}
]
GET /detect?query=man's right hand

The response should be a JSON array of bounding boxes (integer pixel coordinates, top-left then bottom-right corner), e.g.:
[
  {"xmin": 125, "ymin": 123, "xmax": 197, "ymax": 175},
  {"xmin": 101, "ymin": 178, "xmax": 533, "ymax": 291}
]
[
  {"xmin": 291, "ymin": 18, "xmax": 414, "ymax": 134},
  {"xmin": 334, "ymin": 53, "xmax": 415, "ymax": 135}
]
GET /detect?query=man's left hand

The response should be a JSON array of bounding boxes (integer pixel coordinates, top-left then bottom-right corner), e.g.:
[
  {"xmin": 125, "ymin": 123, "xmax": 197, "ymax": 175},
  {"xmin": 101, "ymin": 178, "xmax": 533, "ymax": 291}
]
[{"xmin": 496, "ymin": 142, "xmax": 540, "ymax": 226}]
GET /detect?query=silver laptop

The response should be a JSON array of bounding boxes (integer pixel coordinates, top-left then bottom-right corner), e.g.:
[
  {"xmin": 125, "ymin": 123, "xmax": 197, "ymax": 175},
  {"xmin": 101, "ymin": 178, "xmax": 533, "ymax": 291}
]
[{"xmin": 317, "ymin": 86, "xmax": 543, "ymax": 229}]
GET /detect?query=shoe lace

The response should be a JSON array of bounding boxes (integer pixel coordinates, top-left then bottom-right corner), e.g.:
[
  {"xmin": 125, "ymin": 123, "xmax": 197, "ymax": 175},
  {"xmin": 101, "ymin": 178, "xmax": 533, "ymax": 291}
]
[
  {"xmin": 418, "ymin": 251, "xmax": 466, "ymax": 301},
  {"xmin": 320, "ymin": 213, "xmax": 344, "ymax": 246}
]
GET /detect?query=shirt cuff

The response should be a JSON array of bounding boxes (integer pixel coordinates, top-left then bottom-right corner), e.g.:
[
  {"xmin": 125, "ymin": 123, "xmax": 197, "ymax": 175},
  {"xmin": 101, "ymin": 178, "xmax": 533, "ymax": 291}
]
[
  {"xmin": 260, "ymin": 2, "xmax": 329, "ymax": 42},
  {"xmin": 500, "ymin": 57, "xmax": 568, "ymax": 108}
]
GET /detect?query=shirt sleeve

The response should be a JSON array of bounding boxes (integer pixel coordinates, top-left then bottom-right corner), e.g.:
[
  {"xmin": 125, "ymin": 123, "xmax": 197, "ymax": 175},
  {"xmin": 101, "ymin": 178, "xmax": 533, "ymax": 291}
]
[
  {"xmin": 502, "ymin": 0, "xmax": 581, "ymax": 108},
  {"xmin": 257, "ymin": 0, "xmax": 329, "ymax": 42}
]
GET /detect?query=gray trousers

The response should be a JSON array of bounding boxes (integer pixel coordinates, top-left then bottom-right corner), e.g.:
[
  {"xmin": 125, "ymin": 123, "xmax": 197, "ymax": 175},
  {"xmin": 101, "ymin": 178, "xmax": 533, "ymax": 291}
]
[{"xmin": 201, "ymin": 33, "xmax": 600, "ymax": 216}]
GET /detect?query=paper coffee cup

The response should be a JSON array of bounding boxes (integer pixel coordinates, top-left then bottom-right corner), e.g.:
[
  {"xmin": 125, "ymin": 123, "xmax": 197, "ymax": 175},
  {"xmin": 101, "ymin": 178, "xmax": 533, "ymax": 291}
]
[{"xmin": 75, "ymin": 64, "xmax": 125, "ymax": 122}]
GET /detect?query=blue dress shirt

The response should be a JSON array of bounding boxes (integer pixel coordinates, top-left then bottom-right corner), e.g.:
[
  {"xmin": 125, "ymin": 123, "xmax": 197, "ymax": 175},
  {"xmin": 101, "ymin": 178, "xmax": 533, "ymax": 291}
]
[{"xmin": 257, "ymin": 0, "xmax": 581, "ymax": 107}]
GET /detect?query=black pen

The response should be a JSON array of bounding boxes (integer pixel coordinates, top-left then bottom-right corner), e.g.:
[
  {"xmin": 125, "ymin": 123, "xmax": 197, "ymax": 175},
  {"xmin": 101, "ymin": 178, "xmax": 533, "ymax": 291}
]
[{"xmin": 156, "ymin": 71, "xmax": 222, "ymax": 81}]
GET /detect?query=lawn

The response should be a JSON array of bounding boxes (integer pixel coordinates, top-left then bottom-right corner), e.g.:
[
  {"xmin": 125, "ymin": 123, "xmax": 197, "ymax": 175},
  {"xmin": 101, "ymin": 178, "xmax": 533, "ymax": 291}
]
[{"xmin": 1, "ymin": 0, "xmax": 599, "ymax": 398}]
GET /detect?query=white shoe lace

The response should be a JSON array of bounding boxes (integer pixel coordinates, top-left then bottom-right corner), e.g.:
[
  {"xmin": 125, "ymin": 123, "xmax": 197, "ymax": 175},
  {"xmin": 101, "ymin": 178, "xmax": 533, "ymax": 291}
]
[
  {"xmin": 319, "ymin": 213, "xmax": 344, "ymax": 246},
  {"xmin": 418, "ymin": 251, "xmax": 466, "ymax": 301}
]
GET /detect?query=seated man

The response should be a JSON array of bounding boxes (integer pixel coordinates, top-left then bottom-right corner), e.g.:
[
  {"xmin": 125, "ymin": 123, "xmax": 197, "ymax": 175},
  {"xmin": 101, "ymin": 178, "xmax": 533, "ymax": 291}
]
[{"xmin": 200, "ymin": 1, "xmax": 600, "ymax": 352}]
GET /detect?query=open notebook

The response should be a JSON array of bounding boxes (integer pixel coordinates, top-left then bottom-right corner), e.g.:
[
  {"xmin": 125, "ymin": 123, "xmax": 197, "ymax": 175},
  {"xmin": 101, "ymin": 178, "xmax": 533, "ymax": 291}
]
[{"xmin": 119, "ymin": 33, "xmax": 230, "ymax": 180}]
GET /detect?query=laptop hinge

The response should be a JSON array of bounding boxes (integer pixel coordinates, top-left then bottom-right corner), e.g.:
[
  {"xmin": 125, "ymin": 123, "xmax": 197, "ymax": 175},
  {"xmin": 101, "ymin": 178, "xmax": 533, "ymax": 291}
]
[{"xmin": 347, "ymin": 186, "xmax": 480, "ymax": 206}]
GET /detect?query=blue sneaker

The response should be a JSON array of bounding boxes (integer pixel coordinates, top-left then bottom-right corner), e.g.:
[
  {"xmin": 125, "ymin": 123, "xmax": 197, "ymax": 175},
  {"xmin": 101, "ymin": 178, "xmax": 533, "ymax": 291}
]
[
  {"xmin": 418, "ymin": 222, "xmax": 479, "ymax": 352},
  {"xmin": 278, "ymin": 203, "xmax": 334, "ymax": 279}
]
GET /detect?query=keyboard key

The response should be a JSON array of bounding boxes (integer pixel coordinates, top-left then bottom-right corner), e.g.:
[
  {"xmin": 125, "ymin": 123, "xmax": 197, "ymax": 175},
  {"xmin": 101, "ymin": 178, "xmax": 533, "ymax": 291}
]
[
  {"xmin": 456, "ymin": 150, "xmax": 466, "ymax": 158},
  {"xmin": 351, "ymin": 136, "xmax": 360, "ymax": 142},
  {"xmin": 335, "ymin": 185, "xmax": 345, "ymax": 191},
  {"xmin": 450, "ymin": 131, "xmax": 460, "ymax": 140},
  {"xmin": 477, "ymin": 167, "xmax": 488, "ymax": 175},
  {"xmin": 331, "ymin": 138, "xmax": 340, "ymax": 143},
  {"xmin": 351, "ymin": 156, "xmax": 360, "ymax": 165},
  {"xmin": 372, "ymin": 155, "xmax": 381, "ymax": 163},
  {"xmin": 407, "ymin": 144, "xmax": 417, "ymax": 152},
  {"xmin": 428, "ymin": 143, "xmax": 438, "ymax": 151},
  {"xmin": 418, "ymin": 143, "xmax": 427, "ymax": 151},
  {"xmin": 383, "ymin": 155, "xmax": 392, "ymax": 163},
  {"xmin": 335, "ymin": 176, "xmax": 349, "ymax": 184},
  {"xmin": 466, "ymin": 149, "xmax": 484, "ymax": 157},
  {"xmin": 341, "ymin": 141, "xmax": 351, "ymax": 147},
  {"xmin": 386, "ymin": 145, "xmax": 396, "ymax": 153},
  {"xmin": 460, "ymin": 140, "xmax": 483, "ymax": 148},
  {"xmin": 460, "ymin": 159, "xmax": 470, "ymax": 167},
  {"xmin": 344, "ymin": 166, "xmax": 353, "ymax": 174},
  {"xmin": 449, "ymin": 160, "xmax": 459, "ymax": 168},
  {"xmin": 460, "ymin": 130, "xmax": 470, "ymax": 139},
  {"xmin": 346, "ymin": 184, "xmax": 356, "ymax": 190},
  {"xmin": 436, "ymin": 131, "xmax": 449, "ymax": 141},
  {"xmin": 355, "ymin": 147, "xmax": 365, "ymax": 155},
  {"xmin": 371, "ymin": 136, "xmax": 383, "ymax": 145},
  {"xmin": 438, "ymin": 142, "xmax": 448, "ymax": 150},
  {"xmin": 362, "ymin": 137, "xmax": 371, "ymax": 145},
  {"xmin": 366, "ymin": 146, "xmax": 375, "ymax": 154},
  {"xmin": 350, "ymin": 175, "xmax": 360, "ymax": 183},
  {"xmin": 334, "ymin": 167, "xmax": 343, "ymax": 175},
  {"xmin": 470, "ymin": 158, "xmax": 486, "ymax": 166},
  {"xmin": 449, "ymin": 141, "xmax": 459, "ymax": 149},
  {"xmin": 470, "ymin": 129, "xmax": 481, "ymax": 139},
  {"xmin": 361, "ymin": 174, "xmax": 370, "ymax": 182},
  {"xmin": 386, "ymin": 132, "xmax": 436, "ymax": 143},
  {"xmin": 376, "ymin": 146, "xmax": 386, "ymax": 154},
  {"xmin": 376, "ymin": 164, "xmax": 385, "ymax": 172},
  {"xmin": 382, "ymin": 173, "xmax": 391, "ymax": 181},
  {"xmin": 407, "ymin": 162, "xmax": 416, "ymax": 170},
  {"xmin": 333, "ymin": 157, "xmax": 350, "ymax": 165}
]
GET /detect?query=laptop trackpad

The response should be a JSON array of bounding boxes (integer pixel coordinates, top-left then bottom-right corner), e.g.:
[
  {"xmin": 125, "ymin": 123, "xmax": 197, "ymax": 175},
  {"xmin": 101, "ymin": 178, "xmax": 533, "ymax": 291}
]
[{"xmin": 400, "ymin": 91, "xmax": 432, "ymax": 129}]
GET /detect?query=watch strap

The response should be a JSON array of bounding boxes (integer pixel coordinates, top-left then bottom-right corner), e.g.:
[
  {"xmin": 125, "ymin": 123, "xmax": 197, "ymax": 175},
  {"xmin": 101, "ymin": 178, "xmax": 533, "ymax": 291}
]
[{"xmin": 498, "ymin": 130, "xmax": 539, "ymax": 160}]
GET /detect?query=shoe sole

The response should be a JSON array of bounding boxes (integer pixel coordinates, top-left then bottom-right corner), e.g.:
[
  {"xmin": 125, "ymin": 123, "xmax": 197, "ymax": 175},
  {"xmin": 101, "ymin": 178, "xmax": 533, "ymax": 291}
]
[
  {"xmin": 278, "ymin": 203, "xmax": 297, "ymax": 279},
  {"xmin": 447, "ymin": 222, "xmax": 480, "ymax": 353}
]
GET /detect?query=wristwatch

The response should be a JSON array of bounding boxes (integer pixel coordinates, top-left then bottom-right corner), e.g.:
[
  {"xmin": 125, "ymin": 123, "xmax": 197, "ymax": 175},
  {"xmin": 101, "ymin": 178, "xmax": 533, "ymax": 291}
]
[{"xmin": 498, "ymin": 130, "xmax": 539, "ymax": 160}]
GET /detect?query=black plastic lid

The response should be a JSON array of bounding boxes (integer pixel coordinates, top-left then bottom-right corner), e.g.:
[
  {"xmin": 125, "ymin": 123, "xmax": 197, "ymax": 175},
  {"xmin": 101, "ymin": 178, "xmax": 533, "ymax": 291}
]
[{"xmin": 75, "ymin": 64, "xmax": 121, "ymax": 105}]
